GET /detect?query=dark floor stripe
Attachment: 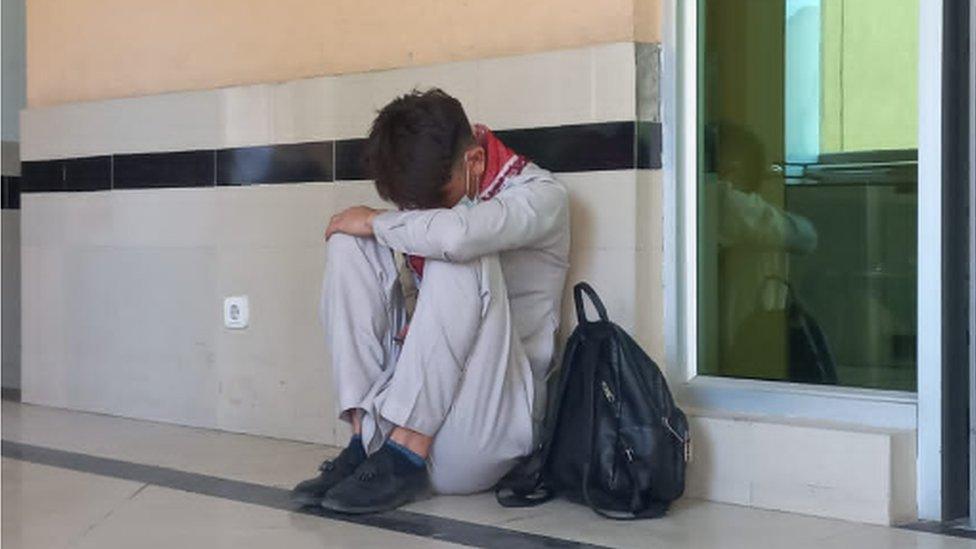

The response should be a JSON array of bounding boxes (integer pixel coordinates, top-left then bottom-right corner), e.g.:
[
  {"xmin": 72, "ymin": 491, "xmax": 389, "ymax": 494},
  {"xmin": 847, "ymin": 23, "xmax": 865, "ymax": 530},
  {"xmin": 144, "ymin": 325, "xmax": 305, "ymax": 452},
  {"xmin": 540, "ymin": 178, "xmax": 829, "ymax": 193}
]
[{"xmin": 2, "ymin": 440, "xmax": 607, "ymax": 549}]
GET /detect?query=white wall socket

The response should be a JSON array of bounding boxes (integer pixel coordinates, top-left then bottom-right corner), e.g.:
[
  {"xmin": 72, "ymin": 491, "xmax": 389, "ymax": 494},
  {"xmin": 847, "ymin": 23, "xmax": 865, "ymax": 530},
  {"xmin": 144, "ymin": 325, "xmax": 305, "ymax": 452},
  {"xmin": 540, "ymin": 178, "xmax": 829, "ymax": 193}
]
[{"xmin": 223, "ymin": 296, "xmax": 249, "ymax": 329}]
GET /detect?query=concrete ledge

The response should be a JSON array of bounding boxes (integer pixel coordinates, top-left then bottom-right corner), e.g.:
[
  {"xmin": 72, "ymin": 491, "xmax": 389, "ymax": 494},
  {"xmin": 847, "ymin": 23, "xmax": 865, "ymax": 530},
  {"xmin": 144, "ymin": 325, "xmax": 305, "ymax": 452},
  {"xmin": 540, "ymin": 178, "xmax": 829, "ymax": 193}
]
[{"xmin": 685, "ymin": 409, "xmax": 916, "ymax": 525}]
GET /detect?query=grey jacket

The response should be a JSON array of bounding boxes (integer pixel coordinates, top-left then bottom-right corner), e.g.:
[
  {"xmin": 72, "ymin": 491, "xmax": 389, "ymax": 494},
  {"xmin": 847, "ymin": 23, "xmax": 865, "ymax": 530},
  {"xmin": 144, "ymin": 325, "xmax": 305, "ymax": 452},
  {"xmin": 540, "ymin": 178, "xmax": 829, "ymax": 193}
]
[{"xmin": 372, "ymin": 162, "xmax": 571, "ymax": 419}]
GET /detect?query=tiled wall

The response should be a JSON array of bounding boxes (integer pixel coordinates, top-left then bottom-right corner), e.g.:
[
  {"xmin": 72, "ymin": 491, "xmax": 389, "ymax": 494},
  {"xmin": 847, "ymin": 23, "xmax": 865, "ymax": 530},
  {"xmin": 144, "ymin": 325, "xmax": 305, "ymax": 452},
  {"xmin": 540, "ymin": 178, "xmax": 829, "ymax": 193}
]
[{"xmin": 18, "ymin": 42, "xmax": 666, "ymax": 445}]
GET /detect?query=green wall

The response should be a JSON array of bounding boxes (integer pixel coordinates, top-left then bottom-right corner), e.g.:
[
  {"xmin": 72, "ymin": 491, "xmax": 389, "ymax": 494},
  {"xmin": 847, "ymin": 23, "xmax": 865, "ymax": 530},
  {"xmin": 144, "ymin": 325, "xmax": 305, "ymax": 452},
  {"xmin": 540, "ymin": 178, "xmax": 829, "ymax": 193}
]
[{"xmin": 820, "ymin": 0, "xmax": 918, "ymax": 153}]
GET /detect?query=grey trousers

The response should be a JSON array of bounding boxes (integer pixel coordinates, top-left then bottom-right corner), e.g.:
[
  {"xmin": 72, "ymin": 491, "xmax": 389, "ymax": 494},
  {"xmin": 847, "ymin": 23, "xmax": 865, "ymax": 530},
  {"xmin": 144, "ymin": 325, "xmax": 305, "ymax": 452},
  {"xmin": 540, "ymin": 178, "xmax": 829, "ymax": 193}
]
[{"xmin": 321, "ymin": 234, "xmax": 535, "ymax": 494}]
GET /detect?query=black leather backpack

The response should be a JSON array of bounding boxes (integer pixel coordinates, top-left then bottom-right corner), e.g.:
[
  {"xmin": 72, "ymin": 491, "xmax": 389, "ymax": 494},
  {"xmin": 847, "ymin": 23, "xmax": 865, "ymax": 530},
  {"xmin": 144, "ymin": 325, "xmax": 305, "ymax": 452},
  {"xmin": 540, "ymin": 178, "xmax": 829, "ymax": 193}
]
[
  {"xmin": 496, "ymin": 282, "xmax": 691, "ymax": 519},
  {"xmin": 729, "ymin": 276, "xmax": 838, "ymax": 385}
]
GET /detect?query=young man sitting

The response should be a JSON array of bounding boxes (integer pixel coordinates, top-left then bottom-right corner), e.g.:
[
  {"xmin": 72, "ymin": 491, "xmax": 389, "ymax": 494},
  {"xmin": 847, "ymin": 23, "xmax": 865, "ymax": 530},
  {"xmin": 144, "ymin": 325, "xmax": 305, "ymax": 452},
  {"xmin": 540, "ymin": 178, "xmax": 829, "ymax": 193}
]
[{"xmin": 292, "ymin": 88, "xmax": 570, "ymax": 514}]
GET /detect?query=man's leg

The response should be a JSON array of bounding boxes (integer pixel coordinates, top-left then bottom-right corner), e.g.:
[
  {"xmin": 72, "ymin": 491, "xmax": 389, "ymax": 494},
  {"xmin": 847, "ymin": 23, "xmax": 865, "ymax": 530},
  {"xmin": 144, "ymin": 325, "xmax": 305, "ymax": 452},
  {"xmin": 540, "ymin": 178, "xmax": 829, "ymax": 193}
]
[
  {"xmin": 321, "ymin": 233, "xmax": 407, "ymax": 446},
  {"xmin": 322, "ymin": 254, "xmax": 535, "ymax": 512},
  {"xmin": 422, "ymin": 256, "xmax": 535, "ymax": 494},
  {"xmin": 292, "ymin": 233, "xmax": 406, "ymax": 505}
]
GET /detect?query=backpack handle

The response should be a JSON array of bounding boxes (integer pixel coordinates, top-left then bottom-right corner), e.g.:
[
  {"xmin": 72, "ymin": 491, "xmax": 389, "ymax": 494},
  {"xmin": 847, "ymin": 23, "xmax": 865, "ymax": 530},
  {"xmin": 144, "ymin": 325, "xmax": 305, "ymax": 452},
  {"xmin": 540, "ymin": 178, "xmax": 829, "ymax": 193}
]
[{"xmin": 574, "ymin": 282, "xmax": 609, "ymax": 323}]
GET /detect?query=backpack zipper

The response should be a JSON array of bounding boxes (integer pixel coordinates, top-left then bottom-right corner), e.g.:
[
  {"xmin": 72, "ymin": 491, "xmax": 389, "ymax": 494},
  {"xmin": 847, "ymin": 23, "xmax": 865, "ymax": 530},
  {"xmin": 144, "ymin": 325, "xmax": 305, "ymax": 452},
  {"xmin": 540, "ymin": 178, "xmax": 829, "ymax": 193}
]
[
  {"xmin": 600, "ymin": 380, "xmax": 616, "ymax": 404},
  {"xmin": 662, "ymin": 416, "xmax": 692, "ymax": 463}
]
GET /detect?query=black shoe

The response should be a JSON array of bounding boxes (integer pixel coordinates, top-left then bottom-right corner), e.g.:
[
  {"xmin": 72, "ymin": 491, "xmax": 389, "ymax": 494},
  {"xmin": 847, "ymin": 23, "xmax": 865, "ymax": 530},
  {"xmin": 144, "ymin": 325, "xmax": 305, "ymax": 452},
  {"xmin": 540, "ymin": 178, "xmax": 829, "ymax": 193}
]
[
  {"xmin": 291, "ymin": 437, "xmax": 367, "ymax": 506},
  {"xmin": 320, "ymin": 442, "xmax": 429, "ymax": 514}
]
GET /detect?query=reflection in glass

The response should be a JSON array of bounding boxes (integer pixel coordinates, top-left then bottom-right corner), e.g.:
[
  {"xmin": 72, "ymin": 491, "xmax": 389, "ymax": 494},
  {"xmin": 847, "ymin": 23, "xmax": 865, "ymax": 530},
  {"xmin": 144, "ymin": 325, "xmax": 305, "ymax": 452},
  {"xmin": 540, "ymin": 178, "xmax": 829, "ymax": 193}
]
[{"xmin": 697, "ymin": 0, "xmax": 918, "ymax": 391}]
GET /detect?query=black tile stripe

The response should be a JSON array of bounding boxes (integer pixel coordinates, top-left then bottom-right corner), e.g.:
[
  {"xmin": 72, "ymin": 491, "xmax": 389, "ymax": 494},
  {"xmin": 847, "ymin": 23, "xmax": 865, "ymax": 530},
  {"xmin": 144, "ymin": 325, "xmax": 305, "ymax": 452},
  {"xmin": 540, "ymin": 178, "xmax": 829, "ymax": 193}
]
[
  {"xmin": 334, "ymin": 122, "xmax": 659, "ymax": 181},
  {"xmin": 114, "ymin": 150, "xmax": 215, "ymax": 190},
  {"xmin": 217, "ymin": 141, "xmax": 334, "ymax": 185},
  {"xmin": 1, "ymin": 176, "xmax": 19, "ymax": 209},
  {"xmin": 18, "ymin": 122, "xmax": 663, "ymax": 194},
  {"xmin": 495, "ymin": 122, "xmax": 636, "ymax": 173},
  {"xmin": 64, "ymin": 156, "xmax": 111, "ymax": 192},
  {"xmin": 22, "ymin": 160, "xmax": 64, "ymax": 192},
  {"xmin": 335, "ymin": 138, "xmax": 368, "ymax": 181},
  {"xmin": 9, "ymin": 176, "xmax": 18, "ymax": 208},
  {"xmin": 2, "ymin": 440, "xmax": 607, "ymax": 549}
]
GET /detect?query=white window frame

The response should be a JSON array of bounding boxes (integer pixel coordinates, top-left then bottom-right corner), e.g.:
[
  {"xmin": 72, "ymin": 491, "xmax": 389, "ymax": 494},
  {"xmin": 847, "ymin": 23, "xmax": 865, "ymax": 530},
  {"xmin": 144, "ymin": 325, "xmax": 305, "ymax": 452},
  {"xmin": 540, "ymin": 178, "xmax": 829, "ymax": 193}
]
[{"xmin": 660, "ymin": 0, "xmax": 930, "ymax": 431}]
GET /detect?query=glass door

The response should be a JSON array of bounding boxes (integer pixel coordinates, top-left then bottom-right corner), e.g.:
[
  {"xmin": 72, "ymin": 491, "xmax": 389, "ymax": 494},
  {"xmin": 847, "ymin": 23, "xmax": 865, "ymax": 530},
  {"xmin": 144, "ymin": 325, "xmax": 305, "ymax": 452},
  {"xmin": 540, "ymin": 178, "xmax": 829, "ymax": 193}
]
[{"xmin": 696, "ymin": 0, "xmax": 920, "ymax": 390}]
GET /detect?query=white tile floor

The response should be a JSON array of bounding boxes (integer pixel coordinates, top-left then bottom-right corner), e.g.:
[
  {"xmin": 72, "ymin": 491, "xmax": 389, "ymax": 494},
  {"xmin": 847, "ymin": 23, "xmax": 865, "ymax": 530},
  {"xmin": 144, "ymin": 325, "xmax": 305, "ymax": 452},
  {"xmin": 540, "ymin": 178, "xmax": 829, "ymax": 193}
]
[{"xmin": 2, "ymin": 400, "xmax": 975, "ymax": 549}]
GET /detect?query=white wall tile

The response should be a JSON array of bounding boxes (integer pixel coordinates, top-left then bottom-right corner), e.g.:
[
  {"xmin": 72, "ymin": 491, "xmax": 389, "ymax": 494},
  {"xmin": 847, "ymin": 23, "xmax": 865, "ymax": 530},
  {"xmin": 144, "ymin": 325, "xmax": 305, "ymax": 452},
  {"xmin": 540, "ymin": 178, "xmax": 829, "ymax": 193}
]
[
  {"xmin": 685, "ymin": 416, "xmax": 753, "ymax": 505},
  {"xmin": 635, "ymin": 169, "xmax": 662, "ymax": 252},
  {"xmin": 561, "ymin": 246, "xmax": 637, "ymax": 333},
  {"xmin": 220, "ymin": 85, "xmax": 274, "ymax": 148},
  {"xmin": 476, "ymin": 48, "xmax": 591, "ymax": 130},
  {"xmin": 748, "ymin": 422, "xmax": 891, "ymax": 524},
  {"xmin": 21, "ymin": 90, "xmax": 223, "ymax": 160},
  {"xmin": 635, "ymin": 249, "xmax": 665, "ymax": 364},
  {"xmin": 20, "ymin": 193, "xmax": 68, "ymax": 247},
  {"xmin": 109, "ymin": 188, "xmax": 220, "ymax": 248},
  {"xmin": 561, "ymin": 170, "xmax": 637, "ymax": 251},
  {"xmin": 593, "ymin": 42, "xmax": 638, "ymax": 123},
  {"xmin": 213, "ymin": 183, "xmax": 381, "ymax": 249},
  {"xmin": 477, "ymin": 43, "xmax": 635, "ymax": 130},
  {"xmin": 22, "ymin": 42, "xmax": 637, "ymax": 159},
  {"xmin": 20, "ymin": 245, "xmax": 68, "ymax": 405},
  {"xmin": 1, "ymin": 210, "xmax": 21, "ymax": 389},
  {"xmin": 66, "ymin": 247, "xmax": 218, "ymax": 428},
  {"xmin": 634, "ymin": 170, "xmax": 664, "ymax": 362},
  {"xmin": 889, "ymin": 430, "xmax": 918, "ymax": 523},
  {"xmin": 213, "ymin": 246, "xmax": 334, "ymax": 444},
  {"xmin": 684, "ymin": 413, "xmax": 917, "ymax": 525},
  {"xmin": 272, "ymin": 76, "xmax": 342, "ymax": 144}
]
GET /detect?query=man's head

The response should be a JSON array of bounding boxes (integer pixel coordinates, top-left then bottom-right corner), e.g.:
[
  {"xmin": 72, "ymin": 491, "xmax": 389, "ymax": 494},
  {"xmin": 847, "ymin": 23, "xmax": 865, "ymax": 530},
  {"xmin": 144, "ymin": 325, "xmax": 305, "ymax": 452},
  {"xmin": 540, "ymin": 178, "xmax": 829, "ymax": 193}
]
[
  {"xmin": 365, "ymin": 88, "xmax": 485, "ymax": 210},
  {"xmin": 715, "ymin": 122, "xmax": 766, "ymax": 193}
]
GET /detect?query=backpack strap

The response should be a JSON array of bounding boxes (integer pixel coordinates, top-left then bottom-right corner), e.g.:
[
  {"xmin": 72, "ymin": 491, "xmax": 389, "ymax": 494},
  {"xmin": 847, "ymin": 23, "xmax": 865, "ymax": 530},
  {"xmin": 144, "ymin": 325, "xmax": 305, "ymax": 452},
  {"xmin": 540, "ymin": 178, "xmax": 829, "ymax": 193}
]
[
  {"xmin": 574, "ymin": 282, "xmax": 609, "ymax": 323},
  {"xmin": 582, "ymin": 462, "xmax": 670, "ymax": 520}
]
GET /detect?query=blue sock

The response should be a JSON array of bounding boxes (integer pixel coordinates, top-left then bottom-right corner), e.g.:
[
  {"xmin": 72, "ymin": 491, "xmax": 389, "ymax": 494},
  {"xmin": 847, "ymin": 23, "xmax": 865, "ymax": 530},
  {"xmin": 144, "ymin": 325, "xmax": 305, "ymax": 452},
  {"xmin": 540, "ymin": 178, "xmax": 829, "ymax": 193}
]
[
  {"xmin": 383, "ymin": 440, "xmax": 426, "ymax": 471},
  {"xmin": 347, "ymin": 434, "xmax": 365, "ymax": 459}
]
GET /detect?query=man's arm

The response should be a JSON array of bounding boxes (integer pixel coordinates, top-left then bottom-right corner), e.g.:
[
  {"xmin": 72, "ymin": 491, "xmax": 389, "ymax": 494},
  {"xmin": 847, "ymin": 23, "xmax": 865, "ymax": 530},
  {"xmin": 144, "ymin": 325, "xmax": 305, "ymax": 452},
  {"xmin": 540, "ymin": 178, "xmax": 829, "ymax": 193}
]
[
  {"xmin": 371, "ymin": 175, "xmax": 568, "ymax": 262},
  {"xmin": 718, "ymin": 181, "xmax": 818, "ymax": 254}
]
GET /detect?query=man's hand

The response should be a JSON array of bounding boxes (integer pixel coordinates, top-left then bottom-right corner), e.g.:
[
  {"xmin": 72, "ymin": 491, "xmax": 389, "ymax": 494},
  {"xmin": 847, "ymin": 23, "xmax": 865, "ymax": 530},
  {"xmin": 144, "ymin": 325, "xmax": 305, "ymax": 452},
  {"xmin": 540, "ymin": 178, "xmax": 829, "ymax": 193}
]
[{"xmin": 325, "ymin": 206, "xmax": 383, "ymax": 240}]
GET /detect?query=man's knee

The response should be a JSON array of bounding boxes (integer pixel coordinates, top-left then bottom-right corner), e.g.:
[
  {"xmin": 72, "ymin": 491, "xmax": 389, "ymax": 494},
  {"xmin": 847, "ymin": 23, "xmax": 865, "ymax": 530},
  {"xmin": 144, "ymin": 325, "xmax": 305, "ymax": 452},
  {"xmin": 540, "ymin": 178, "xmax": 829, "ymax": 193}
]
[{"xmin": 325, "ymin": 233, "xmax": 366, "ymax": 262}]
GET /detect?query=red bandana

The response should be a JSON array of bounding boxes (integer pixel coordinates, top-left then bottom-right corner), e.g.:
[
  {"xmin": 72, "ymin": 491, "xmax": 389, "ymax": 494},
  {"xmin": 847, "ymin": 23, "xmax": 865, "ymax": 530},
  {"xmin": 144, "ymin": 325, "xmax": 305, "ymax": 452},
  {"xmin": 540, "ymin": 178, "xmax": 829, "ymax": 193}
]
[{"xmin": 406, "ymin": 125, "xmax": 527, "ymax": 279}]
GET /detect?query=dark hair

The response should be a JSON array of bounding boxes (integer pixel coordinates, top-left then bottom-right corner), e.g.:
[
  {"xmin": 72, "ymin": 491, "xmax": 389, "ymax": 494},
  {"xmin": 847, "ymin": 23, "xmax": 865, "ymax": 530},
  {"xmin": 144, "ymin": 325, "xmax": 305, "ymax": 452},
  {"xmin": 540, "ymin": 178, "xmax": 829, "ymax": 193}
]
[
  {"xmin": 364, "ymin": 88, "xmax": 475, "ymax": 209},
  {"xmin": 716, "ymin": 122, "xmax": 766, "ymax": 193}
]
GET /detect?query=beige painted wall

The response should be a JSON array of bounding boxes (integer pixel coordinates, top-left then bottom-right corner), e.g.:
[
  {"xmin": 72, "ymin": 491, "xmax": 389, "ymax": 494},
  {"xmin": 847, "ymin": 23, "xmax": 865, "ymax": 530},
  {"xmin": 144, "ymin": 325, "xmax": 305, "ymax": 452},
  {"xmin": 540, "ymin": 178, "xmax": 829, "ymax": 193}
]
[{"xmin": 27, "ymin": 0, "xmax": 660, "ymax": 107}]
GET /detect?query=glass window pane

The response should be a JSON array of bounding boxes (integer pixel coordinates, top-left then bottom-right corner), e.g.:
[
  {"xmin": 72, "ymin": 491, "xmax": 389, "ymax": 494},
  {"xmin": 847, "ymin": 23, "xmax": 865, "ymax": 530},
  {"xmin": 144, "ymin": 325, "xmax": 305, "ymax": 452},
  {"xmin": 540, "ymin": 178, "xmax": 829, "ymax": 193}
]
[{"xmin": 697, "ymin": 0, "xmax": 919, "ymax": 391}]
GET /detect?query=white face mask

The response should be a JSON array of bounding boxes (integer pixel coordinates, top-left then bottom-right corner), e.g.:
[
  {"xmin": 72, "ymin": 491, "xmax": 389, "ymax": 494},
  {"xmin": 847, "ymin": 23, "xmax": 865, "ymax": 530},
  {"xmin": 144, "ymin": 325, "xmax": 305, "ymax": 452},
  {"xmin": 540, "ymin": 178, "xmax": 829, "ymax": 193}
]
[{"xmin": 456, "ymin": 154, "xmax": 479, "ymax": 209}]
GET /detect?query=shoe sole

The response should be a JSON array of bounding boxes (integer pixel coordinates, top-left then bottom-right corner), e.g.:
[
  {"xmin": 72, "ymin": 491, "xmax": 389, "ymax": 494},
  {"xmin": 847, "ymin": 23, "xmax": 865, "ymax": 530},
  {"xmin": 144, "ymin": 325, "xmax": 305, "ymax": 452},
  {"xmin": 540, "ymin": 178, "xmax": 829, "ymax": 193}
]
[
  {"xmin": 319, "ymin": 487, "xmax": 430, "ymax": 515},
  {"xmin": 290, "ymin": 491, "xmax": 325, "ymax": 507},
  {"xmin": 319, "ymin": 497, "xmax": 406, "ymax": 515}
]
